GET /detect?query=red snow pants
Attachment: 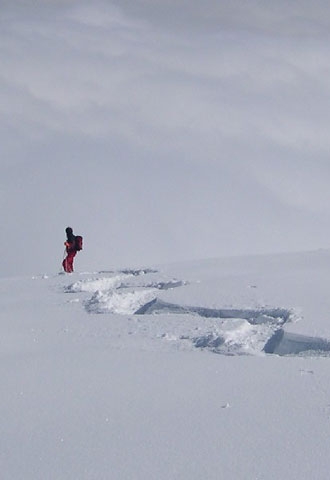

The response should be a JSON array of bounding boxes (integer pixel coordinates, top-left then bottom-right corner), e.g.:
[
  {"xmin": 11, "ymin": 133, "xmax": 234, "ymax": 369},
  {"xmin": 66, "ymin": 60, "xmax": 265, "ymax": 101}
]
[{"xmin": 62, "ymin": 250, "xmax": 77, "ymax": 273}]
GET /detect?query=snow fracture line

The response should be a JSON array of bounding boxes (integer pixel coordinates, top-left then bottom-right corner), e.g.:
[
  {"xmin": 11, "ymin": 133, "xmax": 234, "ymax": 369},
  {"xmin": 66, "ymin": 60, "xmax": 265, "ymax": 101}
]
[
  {"xmin": 135, "ymin": 298, "xmax": 290, "ymax": 326},
  {"xmin": 136, "ymin": 299, "xmax": 330, "ymax": 356},
  {"xmin": 264, "ymin": 330, "xmax": 330, "ymax": 356}
]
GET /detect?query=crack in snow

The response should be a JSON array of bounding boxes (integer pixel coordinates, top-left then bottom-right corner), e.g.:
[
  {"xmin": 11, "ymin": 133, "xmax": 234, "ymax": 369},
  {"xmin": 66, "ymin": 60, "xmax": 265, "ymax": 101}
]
[
  {"xmin": 264, "ymin": 330, "xmax": 330, "ymax": 356},
  {"xmin": 63, "ymin": 269, "xmax": 330, "ymax": 357},
  {"xmin": 135, "ymin": 298, "xmax": 290, "ymax": 325}
]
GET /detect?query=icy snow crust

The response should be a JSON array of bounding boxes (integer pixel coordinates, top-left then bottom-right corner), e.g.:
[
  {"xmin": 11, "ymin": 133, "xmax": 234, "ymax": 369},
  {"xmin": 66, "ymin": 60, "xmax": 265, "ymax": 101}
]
[{"xmin": 3, "ymin": 251, "xmax": 330, "ymax": 480}]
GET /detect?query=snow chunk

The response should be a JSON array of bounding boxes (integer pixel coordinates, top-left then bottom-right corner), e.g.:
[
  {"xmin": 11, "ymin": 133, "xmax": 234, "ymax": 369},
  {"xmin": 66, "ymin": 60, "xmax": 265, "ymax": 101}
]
[
  {"xmin": 86, "ymin": 288, "xmax": 158, "ymax": 315},
  {"xmin": 65, "ymin": 274, "xmax": 130, "ymax": 293}
]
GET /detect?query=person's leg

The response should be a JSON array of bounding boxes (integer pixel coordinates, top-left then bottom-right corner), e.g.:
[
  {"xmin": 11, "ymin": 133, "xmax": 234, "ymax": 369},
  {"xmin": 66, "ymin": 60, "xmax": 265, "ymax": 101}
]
[
  {"xmin": 62, "ymin": 256, "xmax": 69, "ymax": 272},
  {"xmin": 66, "ymin": 251, "xmax": 76, "ymax": 272}
]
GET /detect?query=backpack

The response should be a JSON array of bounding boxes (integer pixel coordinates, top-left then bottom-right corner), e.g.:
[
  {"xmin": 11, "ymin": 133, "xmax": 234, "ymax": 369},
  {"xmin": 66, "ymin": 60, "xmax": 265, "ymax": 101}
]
[{"xmin": 75, "ymin": 235, "xmax": 83, "ymax": 251}]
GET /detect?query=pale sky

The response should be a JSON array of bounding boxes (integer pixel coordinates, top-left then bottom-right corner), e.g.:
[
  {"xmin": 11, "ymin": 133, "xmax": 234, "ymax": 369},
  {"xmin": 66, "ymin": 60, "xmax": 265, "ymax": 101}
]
[{"xmin": 1, "ymin": 0, "xmax": 330, "ymax": 276}]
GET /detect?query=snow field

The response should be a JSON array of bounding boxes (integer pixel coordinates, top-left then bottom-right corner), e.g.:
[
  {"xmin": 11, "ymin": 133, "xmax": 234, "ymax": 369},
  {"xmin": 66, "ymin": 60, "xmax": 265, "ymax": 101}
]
[{"xmin": 2, "ymin": 252, "xmax": 330, "ymax": 479}]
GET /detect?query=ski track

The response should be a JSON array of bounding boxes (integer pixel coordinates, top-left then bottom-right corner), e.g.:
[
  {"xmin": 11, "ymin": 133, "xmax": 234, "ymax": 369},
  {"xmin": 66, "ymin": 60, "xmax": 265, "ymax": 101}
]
[{"xmin": 64, "ymin": 269, "xmax": 330, "ymax": 357}]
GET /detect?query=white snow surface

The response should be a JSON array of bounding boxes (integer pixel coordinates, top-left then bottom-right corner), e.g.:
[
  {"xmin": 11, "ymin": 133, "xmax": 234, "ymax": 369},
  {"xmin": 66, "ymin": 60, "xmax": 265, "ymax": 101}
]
[{"xmin": 2, "ymin": 250, "xmax": 330, "ymax": 479}]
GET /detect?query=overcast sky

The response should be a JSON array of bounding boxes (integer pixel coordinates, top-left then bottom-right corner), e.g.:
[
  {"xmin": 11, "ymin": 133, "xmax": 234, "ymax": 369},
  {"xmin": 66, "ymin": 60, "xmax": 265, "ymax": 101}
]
[{"xmin": 1, "ymin": 0, "xmax": 330, "ymax": 276}]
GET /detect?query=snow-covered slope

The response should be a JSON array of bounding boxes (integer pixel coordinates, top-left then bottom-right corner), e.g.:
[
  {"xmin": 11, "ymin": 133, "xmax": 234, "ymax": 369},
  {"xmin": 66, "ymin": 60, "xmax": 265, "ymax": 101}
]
[{"xmin": 2, "ymin": 250, "xmax": 330, "ymax": 479}]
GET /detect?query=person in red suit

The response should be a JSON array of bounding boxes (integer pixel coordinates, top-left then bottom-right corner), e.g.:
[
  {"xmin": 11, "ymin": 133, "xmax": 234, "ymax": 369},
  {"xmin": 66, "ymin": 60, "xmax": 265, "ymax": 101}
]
[{"xmin": 62, "ymin": 227, "xmax": 77, "ymax": 273}]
